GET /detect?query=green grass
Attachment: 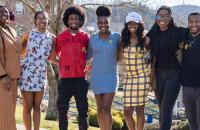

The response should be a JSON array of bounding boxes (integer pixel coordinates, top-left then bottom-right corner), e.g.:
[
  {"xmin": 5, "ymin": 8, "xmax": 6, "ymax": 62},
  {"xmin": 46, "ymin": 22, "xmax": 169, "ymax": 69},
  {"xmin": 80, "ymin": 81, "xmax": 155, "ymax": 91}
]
[{"xmin": 16, "ymin": 105, "xmax": 99, "ymax": 130}]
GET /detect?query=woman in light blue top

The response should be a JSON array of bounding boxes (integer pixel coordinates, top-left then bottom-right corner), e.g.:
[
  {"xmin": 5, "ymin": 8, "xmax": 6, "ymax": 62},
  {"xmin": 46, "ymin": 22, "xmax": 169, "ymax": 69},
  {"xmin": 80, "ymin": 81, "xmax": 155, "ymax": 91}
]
[{"xmin": 87, "ymin": 5, "xmax": 120, "ymax": 130}]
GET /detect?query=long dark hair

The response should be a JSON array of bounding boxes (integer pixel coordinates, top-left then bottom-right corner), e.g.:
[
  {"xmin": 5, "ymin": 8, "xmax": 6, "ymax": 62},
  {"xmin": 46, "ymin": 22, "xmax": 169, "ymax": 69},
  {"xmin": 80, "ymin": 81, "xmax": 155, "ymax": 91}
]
[
  {"xmin": 149, "ymin": 5, "xmax": 177, "ymax": 55},
  {"xmin": 121, "ymin": 22, "xmax": 145, "ymax": 50}
]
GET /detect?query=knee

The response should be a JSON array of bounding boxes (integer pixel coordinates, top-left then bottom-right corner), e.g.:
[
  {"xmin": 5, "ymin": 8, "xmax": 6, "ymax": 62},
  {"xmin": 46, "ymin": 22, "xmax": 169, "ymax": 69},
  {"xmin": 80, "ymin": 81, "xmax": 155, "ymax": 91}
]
[
  {"xmin": 124, "ymin": 108, "xmax": 133, "ymax": 118},
  {"xmin": 33, "ymin": 104, "xmax": 41, "ymax": 113},
  {"xmin": 136, "ymin": 106, "xmax": 144, "ymax": 115},
  {"xmin": 23, "ymin": 104, "xmax": 33, "ymax": 113},
  {"xmin": 102, "ymin": 104, "xmax": 112, "ymax": 114},
  {"xmin": 77, "ymin": 104, "xmax": 88, "ymax": 118},
  {"xmin": 97, "ymin": 104, "xmax": 111, "ymax": 115}
]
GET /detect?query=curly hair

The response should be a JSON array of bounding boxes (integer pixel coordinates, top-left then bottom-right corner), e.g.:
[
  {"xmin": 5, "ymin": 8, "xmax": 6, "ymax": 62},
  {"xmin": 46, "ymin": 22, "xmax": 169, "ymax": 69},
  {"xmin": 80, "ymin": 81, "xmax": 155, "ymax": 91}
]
[
  {"xmin": 121, "ymin": 22, "xmax": 145, "ymax": 50},
  {"xmin": 63, "ymin": 5, "xmax": 86, "ymax": 28},
  {"xmin": 0, "ymin": 5, "xmax": 15, "ymax": 21},
  {"xmin": 96, "ymin": 5, "xmax": 112, "ymax": 17}
]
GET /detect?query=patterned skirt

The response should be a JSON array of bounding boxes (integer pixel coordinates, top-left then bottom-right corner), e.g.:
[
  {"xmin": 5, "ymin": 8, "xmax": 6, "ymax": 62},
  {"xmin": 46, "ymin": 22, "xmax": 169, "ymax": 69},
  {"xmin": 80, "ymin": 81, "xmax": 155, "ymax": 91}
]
[{"xmin": 123, "ymin": 73, "xmax": 150, "ymax": 107}]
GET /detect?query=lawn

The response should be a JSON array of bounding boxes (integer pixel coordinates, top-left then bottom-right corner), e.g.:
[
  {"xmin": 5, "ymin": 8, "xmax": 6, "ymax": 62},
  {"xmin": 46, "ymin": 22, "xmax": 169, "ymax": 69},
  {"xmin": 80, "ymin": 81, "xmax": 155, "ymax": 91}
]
[{"xmin": 16, "ymin": 105, "xmax": 99, "ymax": 130}]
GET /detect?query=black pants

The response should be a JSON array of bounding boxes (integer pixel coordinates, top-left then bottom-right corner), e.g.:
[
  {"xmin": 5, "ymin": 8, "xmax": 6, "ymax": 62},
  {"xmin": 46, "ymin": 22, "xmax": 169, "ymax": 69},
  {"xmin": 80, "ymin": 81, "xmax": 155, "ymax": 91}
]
[
  {"xmin": 183, "ymin": 87, "xmax": 200, "ymax": 130},
  {"xmin": 155, "ymin": 69, "xmax": 181, "ymax": 130},
  {"xmin": 57, "ymin": 78, "xmax": 89, "ymax": 130}
]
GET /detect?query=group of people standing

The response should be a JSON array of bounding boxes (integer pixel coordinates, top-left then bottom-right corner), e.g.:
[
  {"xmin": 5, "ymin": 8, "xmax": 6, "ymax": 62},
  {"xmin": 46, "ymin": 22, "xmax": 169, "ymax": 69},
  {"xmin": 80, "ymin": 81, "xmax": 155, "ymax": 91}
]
[{"xmin": 0, "ymin": 3, "xmax": 199, "ymax": 130}]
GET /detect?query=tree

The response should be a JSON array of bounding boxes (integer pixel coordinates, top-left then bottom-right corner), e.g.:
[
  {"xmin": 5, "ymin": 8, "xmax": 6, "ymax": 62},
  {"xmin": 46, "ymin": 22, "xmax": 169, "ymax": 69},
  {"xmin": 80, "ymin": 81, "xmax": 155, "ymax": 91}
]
[
  {"xmin": 16, "ymin": 0, "xmax": 75, "ymax": 120},
  {"xmin": 5, "ymin": 0, "xmax": 151, "ymax": 120}
]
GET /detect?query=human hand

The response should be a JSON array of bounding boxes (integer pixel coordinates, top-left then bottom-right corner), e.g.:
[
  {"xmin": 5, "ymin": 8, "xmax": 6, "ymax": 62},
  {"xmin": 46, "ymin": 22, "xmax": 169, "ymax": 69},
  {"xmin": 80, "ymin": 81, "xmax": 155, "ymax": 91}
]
[{"xmin": 1, "ymin": 76, "xmax": 11, "ymax": 91}]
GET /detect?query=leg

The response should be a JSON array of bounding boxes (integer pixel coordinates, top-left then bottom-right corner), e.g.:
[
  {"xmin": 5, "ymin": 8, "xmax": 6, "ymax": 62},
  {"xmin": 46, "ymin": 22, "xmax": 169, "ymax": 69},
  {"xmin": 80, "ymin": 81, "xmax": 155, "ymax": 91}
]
[
  {"xmin": 154, "ymin": 72, "xmax": 165, "ymax": 107},
  {"xmin": 136, "ymin": 106, "xmax": 145, "ymax": 130},
  {"xmin": 74, "ymin": 78, "xmax": 89, "ymax": 130},
  {"xmin": 160, "ymin": 71, "xmax": 180, "ymax": 130},
  {"xmin": 196, "ymin": 88, "xmax": 200, "ymax": 130},
  {"xmin": 21, "ymin": 91, "xmax": 34, "ymax": 130},
  {"xmin": 57, "ymin": 79, "xmax": 73, "ymax": 130},
  {"xmin": 124, "ymin": 106, "xmax": 135, "ymax": 130},
  {"xmin": 95, "ymin": 94, "xmax": 104, "ymax": 130},
  {"xmin": 183, "ymin": 87, "xmax": 198, "ymax": 130},
  {"xmin": 33, "ymin": 91, "xmax": 44, "ymax": 130},
  {"xmin": 100, "ymin": 93, "xmax": 115, "ymax": 130},
  {"xmin": 154, "ymin": 70, "xmax": 165, "ymax": 124}
]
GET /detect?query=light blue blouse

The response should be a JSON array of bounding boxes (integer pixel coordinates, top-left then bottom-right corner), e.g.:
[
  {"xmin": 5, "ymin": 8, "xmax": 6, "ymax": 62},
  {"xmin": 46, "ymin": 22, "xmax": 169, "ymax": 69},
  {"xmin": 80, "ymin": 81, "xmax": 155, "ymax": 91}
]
[{"xmin": 87, "ymin": 31, "xmax": 120, "ymax": 94}]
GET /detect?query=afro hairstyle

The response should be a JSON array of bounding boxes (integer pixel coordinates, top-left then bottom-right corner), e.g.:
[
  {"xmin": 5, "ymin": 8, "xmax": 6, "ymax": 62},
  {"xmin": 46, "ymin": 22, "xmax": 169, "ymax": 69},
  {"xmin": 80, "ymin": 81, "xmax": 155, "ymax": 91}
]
[
  {"xmin": 63, "ymin": 5, "xmax": 86, "ymax": 28},
  {"xmin": 96, "ymin": 5, "xmax": 112, "ymax": 17}
]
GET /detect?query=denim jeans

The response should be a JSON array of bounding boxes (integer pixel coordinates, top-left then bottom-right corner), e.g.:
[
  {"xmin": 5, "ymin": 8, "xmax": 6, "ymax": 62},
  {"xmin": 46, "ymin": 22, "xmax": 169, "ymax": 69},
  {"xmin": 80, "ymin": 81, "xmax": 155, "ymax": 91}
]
[
  {"xmin": 155, "ymin": 69, "xmax": 181, "ymax": 130},
  {"xmin": 57, "ymin": 78, "xmax": 89, "ymax": 130},
  {"xmin": 183, "ymin": 87, "xmax": 200, "ymax": 130}
]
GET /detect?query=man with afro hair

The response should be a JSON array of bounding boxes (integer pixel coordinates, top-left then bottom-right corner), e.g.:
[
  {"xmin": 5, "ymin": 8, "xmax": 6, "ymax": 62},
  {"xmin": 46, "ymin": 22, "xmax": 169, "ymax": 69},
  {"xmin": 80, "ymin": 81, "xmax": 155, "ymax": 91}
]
[{"xmin": 53, "ymin": 5, "xmax": 89, "ymax": 130}]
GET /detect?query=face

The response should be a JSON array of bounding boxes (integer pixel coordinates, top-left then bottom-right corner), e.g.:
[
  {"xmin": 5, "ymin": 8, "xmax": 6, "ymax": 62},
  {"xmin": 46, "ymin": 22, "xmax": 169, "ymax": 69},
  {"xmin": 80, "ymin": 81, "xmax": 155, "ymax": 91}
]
[
  {"xmin": 35, "ymin": 12, "xmax": 49, "ymax": 30},
  {"xmin": 188, "ymin": 15, "xmax": 200, "ymax": 35},
  {"xmin": 0, "ymin": 7, "xmax": 10, "ymax": 26},
  {"xmin": 156, "ymin": 9, "xmax": 171, "ymax": 30},
  {"xmin": 127, "ymin": 21, "xmax": 138, "ymax": 34},
  {"xmin": 67, "ymin": 14, "xmax": 80, "ymax": 30},
  {"xmin": 97, "ymin": 16, "xmax": 110, "ymax": 33}
]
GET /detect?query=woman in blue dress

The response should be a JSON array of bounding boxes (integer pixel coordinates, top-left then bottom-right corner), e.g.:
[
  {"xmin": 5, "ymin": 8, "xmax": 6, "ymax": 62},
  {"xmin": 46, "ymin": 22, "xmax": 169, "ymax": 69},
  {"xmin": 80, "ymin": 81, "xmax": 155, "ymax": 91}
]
[{"xmin": 87, "ymin": 6, "xmax": 120, "ymax": 130}]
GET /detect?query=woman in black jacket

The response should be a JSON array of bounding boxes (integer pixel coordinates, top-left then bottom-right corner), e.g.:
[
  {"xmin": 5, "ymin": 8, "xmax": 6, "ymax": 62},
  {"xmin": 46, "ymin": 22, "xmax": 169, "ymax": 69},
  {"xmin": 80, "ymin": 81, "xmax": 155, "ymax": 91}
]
[{"xmin": 147, "ymin": 5, "xmax": 188, "ymax": 130}]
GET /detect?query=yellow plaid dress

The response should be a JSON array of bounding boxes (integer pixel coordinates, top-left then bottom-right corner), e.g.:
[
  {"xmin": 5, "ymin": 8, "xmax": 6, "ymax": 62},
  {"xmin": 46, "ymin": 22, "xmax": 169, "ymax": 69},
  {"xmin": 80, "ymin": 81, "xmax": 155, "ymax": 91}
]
[{"xmin": 123, "ymin": 45, "xmax": 150, "ymax": 106}]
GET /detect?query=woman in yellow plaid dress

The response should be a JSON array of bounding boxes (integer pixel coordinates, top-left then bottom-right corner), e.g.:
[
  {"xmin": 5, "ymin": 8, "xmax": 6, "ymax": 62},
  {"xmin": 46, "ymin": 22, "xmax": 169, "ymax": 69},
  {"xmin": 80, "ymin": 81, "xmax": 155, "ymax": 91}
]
[{"xmin": 119, "ymin": 12, "xmax": 150, "ymax": 130}]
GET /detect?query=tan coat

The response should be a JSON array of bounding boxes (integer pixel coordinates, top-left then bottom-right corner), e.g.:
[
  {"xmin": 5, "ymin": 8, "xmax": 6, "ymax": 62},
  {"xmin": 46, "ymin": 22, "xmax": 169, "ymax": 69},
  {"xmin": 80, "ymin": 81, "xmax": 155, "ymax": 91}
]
[{"xmin": 0, "ymin": 26, "xmax": 21, "ymax": 79}]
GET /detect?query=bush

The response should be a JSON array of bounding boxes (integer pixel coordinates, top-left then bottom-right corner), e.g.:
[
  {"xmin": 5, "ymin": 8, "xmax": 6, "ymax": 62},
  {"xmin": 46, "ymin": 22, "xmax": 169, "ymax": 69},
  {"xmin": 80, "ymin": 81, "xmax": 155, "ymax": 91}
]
[
  {"xmin": 88, "ymin": 108, "xmax": 126, "ymax": 129},
  {"xmin": 112, "ymin": 115, "xmax": 124, "ymax": 129},
  {"xmin": 88, "ymin": 108, "xmax": 99, "ymax": 127}
]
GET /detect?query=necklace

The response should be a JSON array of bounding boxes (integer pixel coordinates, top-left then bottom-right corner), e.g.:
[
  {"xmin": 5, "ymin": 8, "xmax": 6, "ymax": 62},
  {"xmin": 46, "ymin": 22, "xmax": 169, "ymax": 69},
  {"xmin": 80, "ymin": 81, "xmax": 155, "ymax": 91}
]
[{"xmin": 189, "ymin": 34, "xmax": 200, "ymax": 47}]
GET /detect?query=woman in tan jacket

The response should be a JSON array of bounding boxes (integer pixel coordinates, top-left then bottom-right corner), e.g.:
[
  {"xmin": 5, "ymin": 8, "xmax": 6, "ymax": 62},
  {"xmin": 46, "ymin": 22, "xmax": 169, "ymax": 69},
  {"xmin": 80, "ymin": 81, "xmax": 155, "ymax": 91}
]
[{"xmin": 0, "ymin": 5, "xmax": 20, "ymax": 130}]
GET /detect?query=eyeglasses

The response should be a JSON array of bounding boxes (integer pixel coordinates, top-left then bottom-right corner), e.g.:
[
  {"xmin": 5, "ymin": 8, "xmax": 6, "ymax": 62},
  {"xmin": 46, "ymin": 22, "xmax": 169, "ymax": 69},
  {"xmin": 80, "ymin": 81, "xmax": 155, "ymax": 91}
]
[
  {"xmin": 156, "ymin": 15, "xmax": 170, "ymax": 20},
  {"xmin": 37, "ymin": 17, "xmax": 48, "ymax": 21}
]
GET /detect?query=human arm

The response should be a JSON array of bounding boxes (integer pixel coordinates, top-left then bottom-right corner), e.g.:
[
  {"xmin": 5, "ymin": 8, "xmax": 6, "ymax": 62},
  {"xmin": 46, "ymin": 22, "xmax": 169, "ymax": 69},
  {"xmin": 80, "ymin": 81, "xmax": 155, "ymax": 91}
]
[{"xmin": 49, "ymin": 35, "xmax": 59, "ymax": 65}]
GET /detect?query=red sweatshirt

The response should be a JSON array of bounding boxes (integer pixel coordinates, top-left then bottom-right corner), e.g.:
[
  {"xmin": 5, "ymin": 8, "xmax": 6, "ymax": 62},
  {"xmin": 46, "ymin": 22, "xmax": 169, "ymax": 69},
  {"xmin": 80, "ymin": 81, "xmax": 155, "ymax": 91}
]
[{"xmin": 56, "ymin": 29, "xmax": 89, "ymax": 78}]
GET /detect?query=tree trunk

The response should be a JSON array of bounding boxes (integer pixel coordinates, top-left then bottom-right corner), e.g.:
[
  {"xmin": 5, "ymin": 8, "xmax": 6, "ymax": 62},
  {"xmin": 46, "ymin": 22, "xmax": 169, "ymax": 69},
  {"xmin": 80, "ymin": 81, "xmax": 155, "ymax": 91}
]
[{"xmin": 45, "ymin": 62, "xmax": 59, "ymax": 120}]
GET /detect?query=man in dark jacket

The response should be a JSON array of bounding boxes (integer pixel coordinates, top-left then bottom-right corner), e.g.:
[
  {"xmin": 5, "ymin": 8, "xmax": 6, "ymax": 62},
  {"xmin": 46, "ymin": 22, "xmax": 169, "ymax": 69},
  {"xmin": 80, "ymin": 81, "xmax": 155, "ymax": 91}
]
[{"xmin": 182, "ymin": 12, "xmax": 200, "ymax": 130}]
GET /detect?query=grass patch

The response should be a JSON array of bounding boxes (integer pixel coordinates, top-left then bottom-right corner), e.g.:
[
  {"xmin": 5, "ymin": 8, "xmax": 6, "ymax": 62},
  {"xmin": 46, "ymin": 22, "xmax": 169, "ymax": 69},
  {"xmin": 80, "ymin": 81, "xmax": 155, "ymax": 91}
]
[{"xmin": 16, "ymin": 104, "xmax": 99, "ymax": 130}]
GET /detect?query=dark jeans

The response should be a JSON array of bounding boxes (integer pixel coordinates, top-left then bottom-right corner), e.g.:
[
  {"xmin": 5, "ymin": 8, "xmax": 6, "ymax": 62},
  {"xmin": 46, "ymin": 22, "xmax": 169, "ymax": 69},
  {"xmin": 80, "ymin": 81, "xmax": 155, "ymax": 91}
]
[
  {"xmin": 183, "ymin": 87, "xmax": 200, "ymax": 130},
  {"xmin": 57, "ymin": 78, "xmax": 89, "ymax": 130},
  {"xmin": 155, "ymin": 69, "xmax": 181, "ymax": 130}
]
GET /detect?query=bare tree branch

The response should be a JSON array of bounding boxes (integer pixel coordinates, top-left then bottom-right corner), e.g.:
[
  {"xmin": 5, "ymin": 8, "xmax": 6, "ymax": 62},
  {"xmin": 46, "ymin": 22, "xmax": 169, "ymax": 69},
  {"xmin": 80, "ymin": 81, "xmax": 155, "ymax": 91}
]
[
  {"xmin": 62, "ymin": 0, "xmax": 74, "ymax": 9},
  {"xmin": 19, "ymin": 0, "xmax": 36, "ymax": 12},
  {"xmin": 36, "ymin": 0, "xmax": 45, "ymax": 10},
  {"xmin": 81, "ymin": 1, "xmax": 140, "ymax": 8}
]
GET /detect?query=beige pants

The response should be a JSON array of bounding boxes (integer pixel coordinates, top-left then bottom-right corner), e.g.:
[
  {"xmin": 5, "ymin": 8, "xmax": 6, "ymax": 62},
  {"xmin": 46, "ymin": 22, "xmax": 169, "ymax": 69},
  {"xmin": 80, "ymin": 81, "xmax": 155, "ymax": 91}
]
[{"xmin": 0, "ymin": 79, "xmax": 17, "ymax": 130}]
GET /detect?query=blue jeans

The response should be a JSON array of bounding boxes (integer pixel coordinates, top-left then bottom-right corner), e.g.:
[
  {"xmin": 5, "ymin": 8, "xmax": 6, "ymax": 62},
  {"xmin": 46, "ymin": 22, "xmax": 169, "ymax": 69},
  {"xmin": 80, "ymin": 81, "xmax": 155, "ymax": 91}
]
[
  {"xmin": 155, "ymin": 69, "xmax": 181, "ymax": 130},
  {"xmin": 57, "ymin": 78, "xmax": 89, "ymax": 130}
]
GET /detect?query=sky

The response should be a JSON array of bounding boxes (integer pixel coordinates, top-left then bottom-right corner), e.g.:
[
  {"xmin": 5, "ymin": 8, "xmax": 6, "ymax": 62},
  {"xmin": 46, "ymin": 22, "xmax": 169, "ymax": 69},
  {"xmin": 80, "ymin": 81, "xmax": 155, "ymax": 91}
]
[
  {"xmin": 76, "ymin": 0, "xmax": 200, "ymax": 8},
  {"xmin": 146, "ymin": 0, "xmax": 200, "ymax": 9}
]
